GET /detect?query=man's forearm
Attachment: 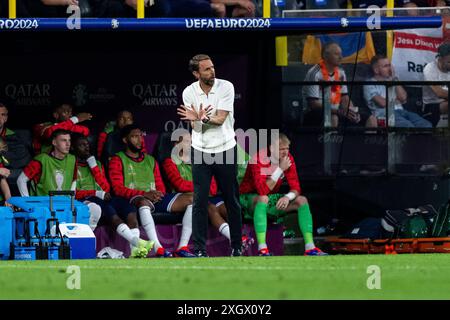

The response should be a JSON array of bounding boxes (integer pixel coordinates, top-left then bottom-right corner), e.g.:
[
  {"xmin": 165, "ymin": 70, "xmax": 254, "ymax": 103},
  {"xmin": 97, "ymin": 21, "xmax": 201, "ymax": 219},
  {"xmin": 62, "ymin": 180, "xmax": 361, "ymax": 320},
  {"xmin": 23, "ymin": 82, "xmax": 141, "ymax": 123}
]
[
  {"xmin": 431, "ymin": 85, "xmax": 449, "ymax": 100},
  {"xmin": 395, "ymin": 86, "xmax": 407, "ymax": 104},
  {"xmin": 207, "ymin": 115, "xmax": 226, "ymax": 126},
  {"xmin": 340, "ymin": 94, "xmax": 352, "ymax": 109}
]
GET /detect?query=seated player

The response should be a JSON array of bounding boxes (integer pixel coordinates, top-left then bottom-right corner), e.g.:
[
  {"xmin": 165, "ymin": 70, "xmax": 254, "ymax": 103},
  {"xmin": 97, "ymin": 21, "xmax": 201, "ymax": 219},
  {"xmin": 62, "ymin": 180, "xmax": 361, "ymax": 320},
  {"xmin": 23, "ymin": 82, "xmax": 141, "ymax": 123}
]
[
  {"xmin": 71, "ymin": 134, "xmax": 153, "ymax": 258},
  {"xmin": 33, "ymin": 103, "xmax": 92, "ymax": 155},
  {"xmin": 240, "ymin": 133, "xmax": 328, "ymax": 256},
  {"xmin": 162, "ymin": 130, "xmax": 253, "ymax": 252},
  {"xmin": 16, "ymin": 129, "xmax": 102, "ymax": 231},
  {"xmin": 108, "ymin": 124, "xmax": 195, "ymax": 257}
]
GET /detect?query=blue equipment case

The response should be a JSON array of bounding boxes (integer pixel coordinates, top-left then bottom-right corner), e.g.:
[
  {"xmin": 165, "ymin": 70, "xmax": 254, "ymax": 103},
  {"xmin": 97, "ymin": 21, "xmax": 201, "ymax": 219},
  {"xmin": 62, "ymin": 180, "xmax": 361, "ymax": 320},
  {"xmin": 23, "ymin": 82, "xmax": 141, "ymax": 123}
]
[
  {"xmin": 8, "ymin": 193, "xmax": 90, "ymax": 237},
  {"xmin": 0, "ymin": 206, "xmax": 13, "ymax": 260},
  {"xmin": 0, "ymin": 191, "xmax": 90, "ymax": 260}
]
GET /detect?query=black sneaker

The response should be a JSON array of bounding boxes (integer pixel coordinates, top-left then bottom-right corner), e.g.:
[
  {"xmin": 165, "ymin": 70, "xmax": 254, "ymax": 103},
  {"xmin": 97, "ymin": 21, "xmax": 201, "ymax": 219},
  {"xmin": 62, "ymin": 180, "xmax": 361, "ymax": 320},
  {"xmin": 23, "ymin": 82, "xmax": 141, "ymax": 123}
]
[
  {"xmin": 231, "ymin": 248, "xmax": 242, "ymax": 257},
  {"xmin": 194, "ymin": 250, "xmax": 209, "ymax": 258}
]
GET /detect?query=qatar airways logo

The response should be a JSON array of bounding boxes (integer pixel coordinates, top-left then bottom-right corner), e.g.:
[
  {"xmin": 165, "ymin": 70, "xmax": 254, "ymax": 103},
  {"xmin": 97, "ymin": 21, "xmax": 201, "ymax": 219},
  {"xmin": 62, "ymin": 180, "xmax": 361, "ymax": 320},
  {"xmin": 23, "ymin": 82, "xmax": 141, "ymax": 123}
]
[
  {"xmin": 132, "ymin": 83, "xmax": 178, "ymax": 107},
  {"xmin": 4, "ymin": 83, "xmax": 51, "ymax": 106}
]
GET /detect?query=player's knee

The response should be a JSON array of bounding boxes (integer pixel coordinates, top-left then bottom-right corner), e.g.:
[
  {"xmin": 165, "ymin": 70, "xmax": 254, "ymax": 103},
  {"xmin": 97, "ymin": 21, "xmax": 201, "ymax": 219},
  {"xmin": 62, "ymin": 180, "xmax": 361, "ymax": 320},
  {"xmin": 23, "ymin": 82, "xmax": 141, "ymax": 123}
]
[
  {"xmin": 135, "ymin": 198, "xmax": 151, "ymax": 208},
  {"xmin": 87, "ymin": 202, "xmax": 102, "ymax": 230},
  {"xmin": 296, "ymin": 196, "xmax": 308, "ymax": 206},
  {"xmin": 207, "ymin": 203, "xmax": 218, "ymax": 214},
  {"xmin": 185, "ymin": 194, "xmax": 193, "ymax": 206},
  {"xmin": 88, "ymin": 202, "xmax": 102, "ymax": 220},
  {"xmin": 256, "ymin": 195, "xmax": 269, "ymax": 204}
]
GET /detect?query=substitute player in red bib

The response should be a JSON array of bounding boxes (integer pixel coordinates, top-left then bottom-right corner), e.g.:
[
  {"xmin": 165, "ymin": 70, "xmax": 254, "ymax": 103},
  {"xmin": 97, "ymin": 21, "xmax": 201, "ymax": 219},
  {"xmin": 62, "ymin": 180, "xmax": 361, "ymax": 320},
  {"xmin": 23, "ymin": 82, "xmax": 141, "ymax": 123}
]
[
  {"xmin": 72, "ymin": 134, "xmax": 153, "ymax": 258},
  {"xmin": 33, "ymin": 103, "xmax": 91, "ymax": 155},
  {"xmin": 109, "ymin": 124, "xmax": 195, "ymax": 257},
  {"xmin": 17, "ymin": 129, "xmax": 102, "ymax": 231},
  {"xmin": 240, "ymin": 133, "xmax": 328, "ymax": 256}
]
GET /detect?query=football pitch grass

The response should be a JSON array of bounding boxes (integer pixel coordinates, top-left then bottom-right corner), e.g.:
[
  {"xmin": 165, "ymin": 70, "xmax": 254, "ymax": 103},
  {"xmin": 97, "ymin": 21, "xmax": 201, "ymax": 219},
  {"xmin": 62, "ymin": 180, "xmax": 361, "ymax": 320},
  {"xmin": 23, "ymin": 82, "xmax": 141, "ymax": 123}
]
[{"xmin": 1, "ymin": 254, "xmax": 450, "ymax": 300}]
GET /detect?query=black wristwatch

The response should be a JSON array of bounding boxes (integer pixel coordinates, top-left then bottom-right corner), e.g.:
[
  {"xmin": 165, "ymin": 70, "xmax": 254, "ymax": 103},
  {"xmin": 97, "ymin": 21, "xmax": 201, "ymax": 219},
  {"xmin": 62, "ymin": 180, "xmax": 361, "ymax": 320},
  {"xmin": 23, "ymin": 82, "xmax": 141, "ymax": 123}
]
[{"xmin": 201, "ymin": 116, "xmax": 210, "ymax": 124}]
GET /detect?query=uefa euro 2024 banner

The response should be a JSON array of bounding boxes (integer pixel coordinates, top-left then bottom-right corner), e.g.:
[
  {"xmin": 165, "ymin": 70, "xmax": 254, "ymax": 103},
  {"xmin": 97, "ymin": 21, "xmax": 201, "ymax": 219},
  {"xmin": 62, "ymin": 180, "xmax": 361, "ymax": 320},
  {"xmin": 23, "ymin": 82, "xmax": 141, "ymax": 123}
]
[{"xmin": 392, "ymin": 27, "xmax": 443, "ymax": 81}]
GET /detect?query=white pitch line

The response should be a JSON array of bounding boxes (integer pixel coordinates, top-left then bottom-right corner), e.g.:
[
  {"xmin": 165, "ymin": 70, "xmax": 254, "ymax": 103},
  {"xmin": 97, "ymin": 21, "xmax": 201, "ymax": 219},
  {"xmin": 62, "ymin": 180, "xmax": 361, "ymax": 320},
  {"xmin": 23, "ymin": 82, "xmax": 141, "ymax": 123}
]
[
  {"xmin": 0, "ymin": 264, "xmax": 448, "ymax": 271},
  {"xmin": 0, "ymin": 264, "xmax": 358, "ymax": 271}
]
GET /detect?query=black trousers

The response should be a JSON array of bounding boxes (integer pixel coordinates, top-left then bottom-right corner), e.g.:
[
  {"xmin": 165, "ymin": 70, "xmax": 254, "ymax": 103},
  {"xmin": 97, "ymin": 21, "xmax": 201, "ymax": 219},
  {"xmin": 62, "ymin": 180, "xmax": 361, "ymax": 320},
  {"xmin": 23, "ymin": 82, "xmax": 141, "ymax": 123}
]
[{"xmin": 191, "ymin": 145, "xmax": 242, "ymax": 252}]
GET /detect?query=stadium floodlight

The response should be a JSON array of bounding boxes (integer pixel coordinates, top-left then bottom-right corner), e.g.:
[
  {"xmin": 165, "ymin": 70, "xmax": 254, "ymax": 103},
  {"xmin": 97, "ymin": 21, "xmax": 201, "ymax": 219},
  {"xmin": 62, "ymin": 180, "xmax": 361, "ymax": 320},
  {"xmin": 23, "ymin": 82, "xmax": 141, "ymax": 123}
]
[{"xmin": 0, "ymin": 16, "xmax": 442, "ymax": 32}]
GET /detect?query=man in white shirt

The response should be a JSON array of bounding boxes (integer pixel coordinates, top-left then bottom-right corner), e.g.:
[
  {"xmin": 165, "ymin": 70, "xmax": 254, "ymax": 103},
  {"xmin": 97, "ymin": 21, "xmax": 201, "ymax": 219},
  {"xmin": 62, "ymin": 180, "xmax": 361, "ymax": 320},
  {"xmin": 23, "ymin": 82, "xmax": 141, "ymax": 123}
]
[
  {"xmin": 423, "ymin": 43, "xmax": 450, "ymax": 127},
  {"xmin": 177, "ymin": 54, "xmax": 242, "ymax": 257},
  {"xmin": 364, "ymin": 55, "xmax": 432, "ymax": 128}
]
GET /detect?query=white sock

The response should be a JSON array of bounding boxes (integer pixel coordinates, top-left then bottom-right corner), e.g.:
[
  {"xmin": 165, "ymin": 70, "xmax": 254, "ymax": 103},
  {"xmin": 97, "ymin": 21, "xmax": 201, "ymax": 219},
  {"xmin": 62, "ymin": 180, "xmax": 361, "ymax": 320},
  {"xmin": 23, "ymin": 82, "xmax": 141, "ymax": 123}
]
[
  {"xmin": 218, "ymin": 222, "xmax": 231, "ymax": 241},
  {"xmin": 130, "ymin": 228, "xmax": 141, "ymax": 252},
  {"xmin": 116, "ymin": 223, "xmax": 140, "ymax": 248},
  {"xmin": 87, "ymin": 202, "xmax": 101, "ymax": 231},
  {"xmin": 139, "ymin": 206, "xmax": 162, "ymax": 250},
  {"xmin": 305, "ymin": 242, "xmax": 316, "ymax": 251},
  {"xmin": 258, "ymin": 243, "xmax": 268, "ymax": 251},
  {"xmin": 178, "ymin": 204, "xmax": 192, "ymax": 249},
  {"xmin": 130, "ymin": 228, "xmax": 140, "ymax": 240}
]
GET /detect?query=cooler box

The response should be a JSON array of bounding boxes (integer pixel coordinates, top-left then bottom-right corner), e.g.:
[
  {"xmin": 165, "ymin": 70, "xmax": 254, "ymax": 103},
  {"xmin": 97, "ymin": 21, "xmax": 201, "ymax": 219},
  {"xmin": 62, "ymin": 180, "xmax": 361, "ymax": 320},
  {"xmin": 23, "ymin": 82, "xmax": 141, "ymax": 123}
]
[
  {"xmin": 58, "ymin": 223, "xmax": 96, "ymax": 259},
  {"xmin": 0, "ymin": 206, "xmax": 14, "ymax": 260},
  {"xmin": 8, "ymin": 195, "xmax": 90, "ymax": 236}
]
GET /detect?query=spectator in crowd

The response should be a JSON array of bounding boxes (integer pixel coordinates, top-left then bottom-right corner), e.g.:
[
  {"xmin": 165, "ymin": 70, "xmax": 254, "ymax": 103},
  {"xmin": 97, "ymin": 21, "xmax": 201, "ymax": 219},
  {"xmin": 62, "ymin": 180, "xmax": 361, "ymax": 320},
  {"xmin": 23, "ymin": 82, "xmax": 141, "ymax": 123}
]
[
  {"xmin": 72, "ymin": 134, "xmax": 154, "ymax": 257},
  {"xmin": 0, "ymin": 138, "xmax": 12, "ymax": 205},
  {"xmin": 32, "ymin": 103, "xmax": 91, "ymax": 155},
  {"xmin": 166, "ymin": 0, "xmax": 222, "ymax": 17},
  {"xmin": 364, "ymin": 55, "xmax": 432, "ymax": 127},
  {"xmin": 92, "ymin": 0, "xmax": 170, "ymax": 17},
  {"xmin": 16, "ymin": 0, "xmax": 93, "ymax": 17},
  {"xmin": 210, "ymin": 0, "xmax": 256, "ymax": 17},
  {"xmin": 423, "ymin": 42, "xmax": 450, "ymax": 127},
  {"xmin": 16, "ymin": 129, "xmax": 102, "ymax": 229},
  {"xmin": 240, "ymin": 133, "xmax": 328, "ymax": 256},
  {"xmin": 108, "ymin": 124, "xmax": 195, "ymax": 257},
  {"xmin": 403, "ymin": 1, "xmax": 419, "ymax": 15},
  {"xmin": 162, "ymin": 130, "xmax": 254, "ymax": 252},
  {"xmin": 302, "ymin": 42, "xmax": 377, "ymax": 128}
]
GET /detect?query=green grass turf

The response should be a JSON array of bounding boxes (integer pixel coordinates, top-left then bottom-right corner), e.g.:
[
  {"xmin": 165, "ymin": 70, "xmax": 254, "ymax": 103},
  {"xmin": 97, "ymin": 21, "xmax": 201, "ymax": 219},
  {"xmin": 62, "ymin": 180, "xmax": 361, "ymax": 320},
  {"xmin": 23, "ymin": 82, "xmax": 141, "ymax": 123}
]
[{"xmin": 1, "ymin": 254, "xmax": 450, "ymax": 300}]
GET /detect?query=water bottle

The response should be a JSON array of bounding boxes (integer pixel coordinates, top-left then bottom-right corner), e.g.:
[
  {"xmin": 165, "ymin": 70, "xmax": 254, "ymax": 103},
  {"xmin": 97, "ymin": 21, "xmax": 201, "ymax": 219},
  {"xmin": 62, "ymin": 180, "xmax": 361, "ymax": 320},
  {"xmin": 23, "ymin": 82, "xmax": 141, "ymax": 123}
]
[{"xmin": 377, "ymin": 116, "xmax": 386, "ymax": 127}]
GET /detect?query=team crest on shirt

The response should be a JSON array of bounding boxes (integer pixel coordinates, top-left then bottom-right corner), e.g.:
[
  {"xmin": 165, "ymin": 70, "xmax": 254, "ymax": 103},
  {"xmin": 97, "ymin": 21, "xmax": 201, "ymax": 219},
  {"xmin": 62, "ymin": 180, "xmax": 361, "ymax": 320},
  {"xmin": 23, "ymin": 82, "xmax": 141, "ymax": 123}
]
[{"xmin": 55, "ymin": 170, "xmax": 64, "ymax": 191}]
